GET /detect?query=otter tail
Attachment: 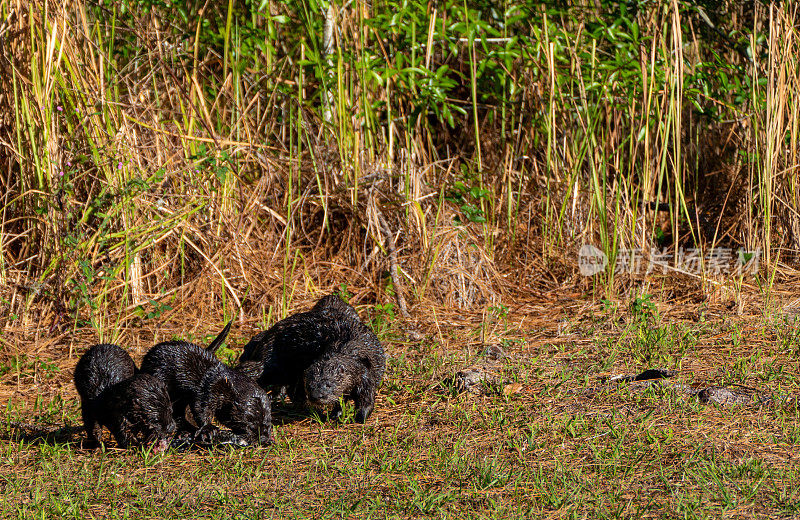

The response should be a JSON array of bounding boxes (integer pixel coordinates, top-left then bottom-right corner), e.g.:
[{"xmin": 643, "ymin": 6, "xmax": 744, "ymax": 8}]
[{"xmin": 206, "ymin": 320, "xmax": 233, "ymax": 354}]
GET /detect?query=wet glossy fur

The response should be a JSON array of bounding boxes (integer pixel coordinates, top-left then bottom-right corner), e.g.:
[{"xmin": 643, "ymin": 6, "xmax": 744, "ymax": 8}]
[
  {"xmin": 139, "ymin": 341, "xmax": 272, "ymax": 445},
  {"xmin": 303, "ymin": 333, "xmax": 385, "ymax": 422},
  {"xmin": 237, "ymin": 295, "xmax": 386, "ymax": 422},
  {"xmin": 73, "ymin": 343, "xmax": 175, "ymax": 449},
  {"xmin": 99, "ymin": 373, "xmax": 177, "ymax": 449}
]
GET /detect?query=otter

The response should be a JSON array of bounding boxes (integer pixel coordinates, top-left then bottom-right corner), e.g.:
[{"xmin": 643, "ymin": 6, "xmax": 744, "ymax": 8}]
[
  {"xmin": 236, "ymin": 295, "xmax": 386, "ymax": 422},
  {"xmin": 73, "ymin": 343, "xmax": 176, "ymax": 451},
  {"xmin": 139, "ymin": 340, "xmax": 273, "ymax": 445},
  {"xmin": 302, "ymin": 331, "xmax": 385, "ymax": 422}
]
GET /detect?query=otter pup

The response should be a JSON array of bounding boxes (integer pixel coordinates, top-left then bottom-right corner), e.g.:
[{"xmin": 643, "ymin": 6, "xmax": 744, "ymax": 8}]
[
  {"xmin": 139, "ymin": 340, "xmax": 273, "ymax": 445},
  {"xmin": 99, "ymin": 373, "xmax": 177, "ymax": 451},
  {"xmin": 237, "ymin": 294, "xmax": 386, "ymax": 422},
  {"xmin": 73, "ymin": 343, "xmax": 176, "ymax": 451}
]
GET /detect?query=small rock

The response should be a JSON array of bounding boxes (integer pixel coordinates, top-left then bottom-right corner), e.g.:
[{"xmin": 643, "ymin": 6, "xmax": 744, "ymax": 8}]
[
  {"xmin": 483, "ymin": 344, "xmax": 508, "ymax": 361},
  {"xmin": 454, "ymin": 368, "xmax": 490, "ymax": 393},
  {"xmin": 697, "ymin": 387, "xmax": 753, "ymax": 406}
]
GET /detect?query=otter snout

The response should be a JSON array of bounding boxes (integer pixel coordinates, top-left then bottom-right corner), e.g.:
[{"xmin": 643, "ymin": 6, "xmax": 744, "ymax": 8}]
[{"xmin": 305, "ymin": 380, "xmax": 340, "ymax": 407}]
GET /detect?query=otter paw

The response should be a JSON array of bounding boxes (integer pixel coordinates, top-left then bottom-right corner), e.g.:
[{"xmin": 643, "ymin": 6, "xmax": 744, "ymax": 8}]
[
  {"xmin": 193, "ymin": 425, "xmax": 219, "ymax": 445},
  {"xmin": 355, "ymin": 408, "xmax": 371, "ymax": 423}
]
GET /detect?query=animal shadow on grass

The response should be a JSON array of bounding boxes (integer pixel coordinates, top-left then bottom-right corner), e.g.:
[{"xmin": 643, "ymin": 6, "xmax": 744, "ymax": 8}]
[
  {"xmin": 4, "ymin": 421, "xmax": 273, "ymax": 452},
  {"xmin": 4, "ymin": 422, "xmax": 85, "ymax": 447},
  {"xmin": 268, "ymin": 389, "xmax": 359, "ymax": 425},
  {"xmin": 270, "ymin": 399, "xmax": 310, "ymax": 425}
]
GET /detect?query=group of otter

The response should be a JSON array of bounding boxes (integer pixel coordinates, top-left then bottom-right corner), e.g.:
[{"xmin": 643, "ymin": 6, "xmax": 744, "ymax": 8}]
[{"xmin": 73, "ymin": 295, "xmax": 387, "ymax": 451}]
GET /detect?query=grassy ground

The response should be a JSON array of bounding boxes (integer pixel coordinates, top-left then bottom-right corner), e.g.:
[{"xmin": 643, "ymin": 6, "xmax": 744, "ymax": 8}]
[
  {"xmin": 1, "ymin": 294, "xmax": 798, "ymax": 519},
  {"xmin": 2, "ymin": 3, "xmax": 800, "ymax": 516}
]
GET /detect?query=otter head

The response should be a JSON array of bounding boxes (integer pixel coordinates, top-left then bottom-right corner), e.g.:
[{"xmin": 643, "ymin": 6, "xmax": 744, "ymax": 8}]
[
  {"xmin": 209, "ymin": 374, "xmax": 274, "ymax": 445},
  {"xmin": 303, "ymin": 355, "xmax": 353, "ymax": 409}
]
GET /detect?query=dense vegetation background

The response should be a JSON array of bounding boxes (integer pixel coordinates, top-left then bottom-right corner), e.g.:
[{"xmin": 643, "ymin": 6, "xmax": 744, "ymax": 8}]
[
  {"xmin": 1, "ymin": 0, "xmax": 798, "ymax": 330},
  {"xmin": 3, "ymin": 2, "xmax": 800, "ymax": 518}
]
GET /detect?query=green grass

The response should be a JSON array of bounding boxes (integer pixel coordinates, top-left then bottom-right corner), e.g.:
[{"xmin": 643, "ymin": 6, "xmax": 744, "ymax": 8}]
[
  {"xmin": 2, "ymin": 0, "xmax": 800, "ymax": 517},
  {"xmin": 1, "ymin": 310, "xmax": 798, "ymax": 519}
]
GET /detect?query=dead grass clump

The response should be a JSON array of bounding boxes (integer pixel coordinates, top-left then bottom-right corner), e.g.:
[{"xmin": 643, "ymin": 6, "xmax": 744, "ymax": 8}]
[{"xmin": 418, "ymin": 226, "xmax": 504, "ymax": 311}]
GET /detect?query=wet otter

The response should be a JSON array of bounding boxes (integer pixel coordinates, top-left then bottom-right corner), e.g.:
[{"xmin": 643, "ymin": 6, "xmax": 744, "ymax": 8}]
[
  {"xmin": 237, "ymin": 295, "xmax": 386, "ymax": 422},
  {"xmin": 139, "ymin": 340, "xmax": 273, "ymax": 445},
  {"xmin": 74, "ymin": 343, "xmax": 176, "ymax": 451}
]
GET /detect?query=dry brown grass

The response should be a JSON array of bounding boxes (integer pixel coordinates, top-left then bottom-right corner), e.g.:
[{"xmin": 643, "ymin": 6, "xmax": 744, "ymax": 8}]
[{"xmin": 1, "ymin": 0, "xmax": 800, "ymax": 517}]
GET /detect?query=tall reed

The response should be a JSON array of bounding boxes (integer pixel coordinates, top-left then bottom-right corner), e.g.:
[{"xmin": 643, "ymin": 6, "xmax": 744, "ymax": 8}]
[{"xmin": 1, "ymin": 0, "xmax": 798, "ymax": 331}]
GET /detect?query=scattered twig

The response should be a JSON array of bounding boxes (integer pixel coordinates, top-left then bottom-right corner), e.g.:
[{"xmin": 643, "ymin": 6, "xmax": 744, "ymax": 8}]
[{"xmin": 376, "ymin": 211, "xmax": 410, "ymax": 318}]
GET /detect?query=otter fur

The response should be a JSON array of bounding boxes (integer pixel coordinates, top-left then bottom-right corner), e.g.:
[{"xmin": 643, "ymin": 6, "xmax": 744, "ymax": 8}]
[
  {"xmin": 237, "ymin": 295, "xmax": 386, "ymax": 422},
  {"xmin": 73, "ymin": 343, "xmax": 176, "ymax": 451},
  {"xmin": 139, "ymin": 340, "xmax": 273, "ymax": 445}
]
